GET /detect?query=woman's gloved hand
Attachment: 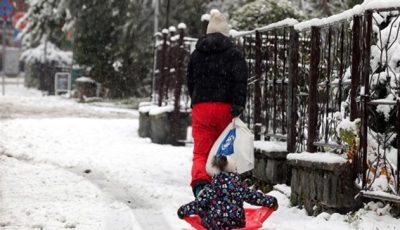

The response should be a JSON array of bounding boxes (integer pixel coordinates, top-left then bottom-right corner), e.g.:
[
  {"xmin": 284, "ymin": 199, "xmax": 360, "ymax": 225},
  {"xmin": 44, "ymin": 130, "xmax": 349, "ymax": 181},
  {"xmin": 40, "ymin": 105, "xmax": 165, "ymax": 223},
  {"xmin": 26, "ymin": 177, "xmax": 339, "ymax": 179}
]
[{"xmin": 230, "ymin": 105, "xmax": 244, "ymax": 117}]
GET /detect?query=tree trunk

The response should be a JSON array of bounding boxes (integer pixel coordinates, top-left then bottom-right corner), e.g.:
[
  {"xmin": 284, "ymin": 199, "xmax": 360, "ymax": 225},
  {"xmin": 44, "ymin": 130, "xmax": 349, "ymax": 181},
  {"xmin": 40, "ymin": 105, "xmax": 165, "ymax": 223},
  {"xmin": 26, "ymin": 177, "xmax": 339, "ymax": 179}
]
[
  {"xmin": 165, "ymin": 0, "xmax": 170, "ymax": 28},
  {"xmin": 320, "ymin": 0, "xmax": 333, "ymax": 16}
]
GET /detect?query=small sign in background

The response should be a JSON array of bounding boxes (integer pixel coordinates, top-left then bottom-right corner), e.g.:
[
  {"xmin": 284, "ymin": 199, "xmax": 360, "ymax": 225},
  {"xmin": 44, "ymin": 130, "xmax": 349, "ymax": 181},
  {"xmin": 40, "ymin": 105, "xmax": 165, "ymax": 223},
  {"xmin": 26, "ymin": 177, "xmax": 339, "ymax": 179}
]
[{"xmin": 55, "ymin": 72, "xmax": 71, "ymax": 95}]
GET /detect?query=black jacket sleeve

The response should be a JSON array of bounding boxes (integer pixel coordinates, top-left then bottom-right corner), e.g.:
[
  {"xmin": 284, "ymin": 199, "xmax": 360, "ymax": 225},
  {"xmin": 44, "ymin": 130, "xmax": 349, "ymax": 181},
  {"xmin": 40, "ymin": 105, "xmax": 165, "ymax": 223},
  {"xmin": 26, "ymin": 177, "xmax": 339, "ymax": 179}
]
[
  {"xmin": 231, "ymin": 51, "xmax": 248, "ymax": 108},
  {"xmin": 186, "ymin": 54, "xmax": 195, "ymax": 99}
]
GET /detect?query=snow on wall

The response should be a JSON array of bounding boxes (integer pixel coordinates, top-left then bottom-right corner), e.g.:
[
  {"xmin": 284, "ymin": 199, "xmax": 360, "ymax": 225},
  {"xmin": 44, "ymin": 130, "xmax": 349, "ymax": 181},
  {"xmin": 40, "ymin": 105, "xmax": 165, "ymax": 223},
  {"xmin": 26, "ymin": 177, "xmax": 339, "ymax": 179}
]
[
  {"xmin": 254, "ymin": 141, "xmax": 287, "ymax": 152},
  {"xmin": 148, "ymin": 105, "xmax": 174, "ymax": 115},
  {"xmin": 287, "ymin": 152, "xmax": 347, "ymax": 164}
]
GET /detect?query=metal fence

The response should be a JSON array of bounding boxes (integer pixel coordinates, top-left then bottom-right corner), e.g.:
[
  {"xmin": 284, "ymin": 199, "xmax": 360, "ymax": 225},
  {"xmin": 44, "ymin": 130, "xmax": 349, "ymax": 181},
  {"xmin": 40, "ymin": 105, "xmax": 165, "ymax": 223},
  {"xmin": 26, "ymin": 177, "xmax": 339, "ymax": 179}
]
[
  {"xmin": 230, "ymin": 5, "xmax": 400, "ymax": 200},
  {"xmin": 152, "ymin": 3, "xmax": 400, "ymax": 201},
  {"xmin": 152, "ymin": 24, "xmax": 196, "ymax": 144}
]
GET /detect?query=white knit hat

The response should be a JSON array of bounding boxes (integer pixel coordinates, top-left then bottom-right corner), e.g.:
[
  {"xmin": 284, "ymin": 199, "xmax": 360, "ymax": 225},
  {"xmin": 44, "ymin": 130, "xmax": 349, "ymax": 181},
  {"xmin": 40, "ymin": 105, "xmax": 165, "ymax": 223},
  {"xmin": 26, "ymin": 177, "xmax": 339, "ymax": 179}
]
[{"xmin": 206, "ymin": 9, "xmax": 230, "ymax": 37}]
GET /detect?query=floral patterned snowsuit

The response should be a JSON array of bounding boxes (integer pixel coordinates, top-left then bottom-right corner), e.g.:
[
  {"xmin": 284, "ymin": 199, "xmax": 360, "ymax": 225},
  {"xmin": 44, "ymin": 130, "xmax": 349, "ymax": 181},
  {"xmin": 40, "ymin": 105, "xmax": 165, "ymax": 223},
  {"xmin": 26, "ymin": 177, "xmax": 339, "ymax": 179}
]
[{"xmin": 178, "ymin": 171, "xmax": 276, "ymax": 230}]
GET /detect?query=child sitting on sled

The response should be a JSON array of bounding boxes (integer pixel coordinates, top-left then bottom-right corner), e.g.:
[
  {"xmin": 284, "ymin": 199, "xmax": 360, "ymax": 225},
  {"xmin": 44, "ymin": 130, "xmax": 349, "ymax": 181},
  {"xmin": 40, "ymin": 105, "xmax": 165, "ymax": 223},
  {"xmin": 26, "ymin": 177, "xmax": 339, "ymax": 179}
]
[{"xmin": 177, "ymin": 155, "xmax": 279, "ymax": 230}]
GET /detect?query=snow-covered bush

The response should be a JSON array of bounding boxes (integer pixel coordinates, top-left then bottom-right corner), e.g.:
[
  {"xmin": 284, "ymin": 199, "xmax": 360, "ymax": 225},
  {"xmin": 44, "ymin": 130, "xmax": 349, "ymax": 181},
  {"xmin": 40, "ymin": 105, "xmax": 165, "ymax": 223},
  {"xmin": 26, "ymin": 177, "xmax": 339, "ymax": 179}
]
[
  {"xmin": 20, "ymin": 41, "xmax": 72, "ymax": 65},
  {"xmin": 230, "ymin": 0, "xmax": 306, "ymax": 30}
]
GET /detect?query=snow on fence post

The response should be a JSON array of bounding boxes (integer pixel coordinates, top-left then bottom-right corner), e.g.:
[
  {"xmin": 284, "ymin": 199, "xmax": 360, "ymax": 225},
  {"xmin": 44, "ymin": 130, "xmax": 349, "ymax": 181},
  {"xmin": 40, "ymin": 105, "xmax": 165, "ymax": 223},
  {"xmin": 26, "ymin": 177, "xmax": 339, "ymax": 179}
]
[
  {"xmin": 171, "ymin": 24, "xmax": 186, "ymax": 145},
  {"xmin": 158, "ymin": 29, "xmax": 169, "ymax": 106},
  {"xmin": 287, "ymin": 26, "xmax": 299, "ymax": 153},
  {"xmin": 307, "ymin": 26, "xmax": 320, "ymax": 153},
  {"xmin": 254, "ymin": 30, "xmax": 262, "ymax": 141}
]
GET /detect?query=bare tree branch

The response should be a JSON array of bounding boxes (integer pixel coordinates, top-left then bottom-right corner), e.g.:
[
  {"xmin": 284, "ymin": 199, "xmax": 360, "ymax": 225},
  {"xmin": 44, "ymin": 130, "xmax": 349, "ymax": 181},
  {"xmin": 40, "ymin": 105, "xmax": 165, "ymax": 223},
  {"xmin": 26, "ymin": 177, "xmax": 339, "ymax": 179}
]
[{"xmin": 320, "ymin": 0, "xmax": 333, "ymax": 16}]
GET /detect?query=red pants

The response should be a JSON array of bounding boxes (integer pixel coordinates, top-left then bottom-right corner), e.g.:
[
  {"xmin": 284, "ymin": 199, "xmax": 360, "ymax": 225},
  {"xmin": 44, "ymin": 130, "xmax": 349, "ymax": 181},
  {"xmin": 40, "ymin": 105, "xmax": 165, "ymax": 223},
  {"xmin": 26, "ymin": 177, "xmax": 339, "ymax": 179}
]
[{"xmin": 190, "ymin": 102, "xmax": 233, "ymax": 187}]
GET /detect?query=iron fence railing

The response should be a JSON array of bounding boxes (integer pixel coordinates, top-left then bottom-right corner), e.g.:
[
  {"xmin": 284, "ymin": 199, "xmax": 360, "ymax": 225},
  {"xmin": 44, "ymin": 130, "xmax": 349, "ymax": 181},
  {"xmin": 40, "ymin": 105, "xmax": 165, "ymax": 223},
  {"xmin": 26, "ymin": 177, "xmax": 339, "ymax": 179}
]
[
  {"xmin": 358, "ymin": 8, "xmax": 400, "ymax": 199},
  {"xmin": 151, "ymin": 2, "xmax": 400, "ymax": 200},
  {"xmin": 152, "ymin": 24, "xmax": 197, "ymax": 144}
]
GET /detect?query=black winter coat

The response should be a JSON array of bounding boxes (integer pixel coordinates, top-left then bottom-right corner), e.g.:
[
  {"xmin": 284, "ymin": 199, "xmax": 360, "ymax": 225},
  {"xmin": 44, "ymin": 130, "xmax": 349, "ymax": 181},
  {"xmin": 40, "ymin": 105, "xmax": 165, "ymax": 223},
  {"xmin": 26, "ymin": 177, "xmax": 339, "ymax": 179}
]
[{"xmin": 186, "ymin": 33, "xmax": 248, "ymax": 108}]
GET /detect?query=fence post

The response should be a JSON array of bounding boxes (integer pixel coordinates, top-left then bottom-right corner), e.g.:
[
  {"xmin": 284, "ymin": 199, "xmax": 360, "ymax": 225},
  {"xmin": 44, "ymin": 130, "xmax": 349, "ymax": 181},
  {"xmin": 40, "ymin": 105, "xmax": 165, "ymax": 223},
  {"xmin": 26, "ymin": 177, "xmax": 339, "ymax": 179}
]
[
  {"xmin": 254, "ymin": 30, "xmax": 262, "ymax": 141},
  {"xmin": 151, "ymin": 33, "xmax": 162, "ymax": 103},
  {"xmin": 281, "ymin": 27, "xmax": 287, "ymax": 135},
  {"xmin": 165, "ymin": 27, "xmax": 176, "ymax": 102},
  {"xmin": 360, "ymin": 11, "xmax": 373, "ymax": 189},
  {"xmin": 201, "ymin": 14, "xmax": 209, "ymax": 36},
  {"xmin": 171, "ymin": 24, "xmax": 185, "ymax": 145},
  {"xmin": 351, "ymin": 16, "xmax": 362, "ymax": 121},
  {"xmin": 338, "ymin": 24, "xmax": 345, "ymax": 115},
  {"xmin": 263, "ymin": 31, "xmax": 270, "ymax": 138},
  {"xmin": 397, "ymin": 101, "xmax": 400, "ymax": 194},
  {"xmin": 158, "ymin": 29, "xmax": 168, "ymax": 106},
  {"xmin": 324, "ymin": 27, "xmax": 332, "ymax": 143},
  {"xmin": 287, "ymin": 26, "xmax": 299, "ymax": 153},
  {"xmin": 273, "ymin": 30, "xmax": 278, "ymax": 135},
  {"xmin": 307, "ymin": 27, "xmax": 321, "ymax": 153}
]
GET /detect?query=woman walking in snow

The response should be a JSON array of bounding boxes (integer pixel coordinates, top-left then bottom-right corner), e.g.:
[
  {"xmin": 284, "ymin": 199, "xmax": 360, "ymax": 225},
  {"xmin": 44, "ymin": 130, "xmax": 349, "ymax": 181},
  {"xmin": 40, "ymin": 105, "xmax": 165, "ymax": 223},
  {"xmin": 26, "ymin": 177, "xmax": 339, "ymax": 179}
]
[
  {"xmin": 178, "ymin": 155, "xmax": 278, "ymax": 229},
  {"xmin": 187, "ymin": 9, "xmax": 249, "ymax": 197}
]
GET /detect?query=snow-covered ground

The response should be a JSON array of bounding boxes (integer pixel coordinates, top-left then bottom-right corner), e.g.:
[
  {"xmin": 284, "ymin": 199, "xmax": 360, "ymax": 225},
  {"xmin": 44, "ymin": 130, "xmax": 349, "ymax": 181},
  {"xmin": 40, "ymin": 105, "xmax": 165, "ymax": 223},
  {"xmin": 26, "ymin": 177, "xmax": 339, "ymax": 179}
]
[{"xmin": 0, "ymin": 82, "xmax": 399, "ymax": 230}]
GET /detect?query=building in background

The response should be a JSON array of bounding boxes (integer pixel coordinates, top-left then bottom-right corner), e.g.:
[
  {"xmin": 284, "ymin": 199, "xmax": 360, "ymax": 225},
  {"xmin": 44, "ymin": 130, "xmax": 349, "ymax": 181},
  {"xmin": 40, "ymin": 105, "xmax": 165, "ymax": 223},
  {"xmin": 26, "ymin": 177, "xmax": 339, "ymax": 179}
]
[{"xmin": 0, "ymin": 0, "xmax": 28, "ymax": 76}]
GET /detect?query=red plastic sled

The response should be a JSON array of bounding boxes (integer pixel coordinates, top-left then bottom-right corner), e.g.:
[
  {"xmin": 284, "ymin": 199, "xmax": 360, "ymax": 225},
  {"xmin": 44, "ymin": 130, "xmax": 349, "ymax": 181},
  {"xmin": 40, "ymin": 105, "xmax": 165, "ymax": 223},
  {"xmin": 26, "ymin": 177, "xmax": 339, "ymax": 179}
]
[{"xmin": 183, "ymin": 207, "xmax": 274, "ymax": 230}]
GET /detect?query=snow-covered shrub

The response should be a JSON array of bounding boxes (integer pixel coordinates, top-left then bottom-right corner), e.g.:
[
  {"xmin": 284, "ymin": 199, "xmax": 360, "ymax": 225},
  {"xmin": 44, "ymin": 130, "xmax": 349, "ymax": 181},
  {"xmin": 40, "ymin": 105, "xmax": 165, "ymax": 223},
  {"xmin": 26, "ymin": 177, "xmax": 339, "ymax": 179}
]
[
  {"xmin": 20, "ymin": 41, "xmax": 72, "ymax": 65},
  {"xmin": 230, "ymin": 0, "xmax": 306, "ymax": 30}
]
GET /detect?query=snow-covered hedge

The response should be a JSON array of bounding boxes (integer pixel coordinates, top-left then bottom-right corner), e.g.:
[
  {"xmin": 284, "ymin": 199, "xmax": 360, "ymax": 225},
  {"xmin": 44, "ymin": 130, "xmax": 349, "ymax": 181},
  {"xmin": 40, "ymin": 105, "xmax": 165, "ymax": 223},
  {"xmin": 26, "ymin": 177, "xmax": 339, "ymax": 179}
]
[{"xmin": 20, "ymin": 41, "xmax": 72, "ymax": 65}]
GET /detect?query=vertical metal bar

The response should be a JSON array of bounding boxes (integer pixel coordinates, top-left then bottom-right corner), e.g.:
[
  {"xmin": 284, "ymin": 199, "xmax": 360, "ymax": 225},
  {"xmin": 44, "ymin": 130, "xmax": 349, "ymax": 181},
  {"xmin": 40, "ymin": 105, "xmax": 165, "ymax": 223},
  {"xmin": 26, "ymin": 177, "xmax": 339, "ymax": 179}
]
[
  {"xmin": 351, "ymin": 16, "xmax": 362, "ymax": 174},
  {"xmin": 158, "ymin": 31, "xmax": 168, "ymax": 106},
  {"xmin": 202, "ymin": 18, "xmax": 209, "ymax": 36},
  {"xmin": 254, "ymin": 31, "xmax": 262, "ymax": 141},
  {"xmin": 171, "ymin": 27, "xmax": 185, "ymax": 145},
  {"xmin": 282, "ymin": 27, "xmax": 287, "ymax": 135},
  {"xmin": 151, "ymin": 34, "xmax": 160, "ymax": 103},
  {"xmin": 397, "ymin": 101, "xmax": 400, "ymax": 194},
  {"xmin": 273, "ymin": 30, "xmax": 278, "ymax": 134},
  {"xmin": 248, "ymin": 36, "xmax": 253, "ymax": 127},
  {"xmin": 324, "ymin": 27, "xmax": 332, "ymax": 143},
  {"xmin": 307, "ymin": 27, "xmax": 321, "ymax": 153},
  {"xmin": 361, "ymin": 11, "xmax": 373, "ymax": 189},
  {"xmin": 264, "ymin": 31, "xmax": 270, "ymax": 139},
  {"xmin": 165, "ymin": 30, "xmax": 174, "ymax": 102},
  {"xmin": 338, "ymin": 23, "xmax": 345, "ymax": 112},
  {"xmin": 287, "ymin": 26, "xmax": 299, "ymax": 153},
  {"xmin": 351, "ymin": 16, "xmax": 362, "ymax": 121},
  {"xmin": 243, "ymin": 36, "xmax": 251, "ymax": 126}
]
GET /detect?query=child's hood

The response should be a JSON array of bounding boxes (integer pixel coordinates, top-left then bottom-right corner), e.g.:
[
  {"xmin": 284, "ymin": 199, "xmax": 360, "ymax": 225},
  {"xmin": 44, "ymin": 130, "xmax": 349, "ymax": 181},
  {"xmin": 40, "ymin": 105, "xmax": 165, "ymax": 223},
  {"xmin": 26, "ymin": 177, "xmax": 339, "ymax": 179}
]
[{"xmin": 211, "ymin": 171, "xmax": 242, "ymax": 194}]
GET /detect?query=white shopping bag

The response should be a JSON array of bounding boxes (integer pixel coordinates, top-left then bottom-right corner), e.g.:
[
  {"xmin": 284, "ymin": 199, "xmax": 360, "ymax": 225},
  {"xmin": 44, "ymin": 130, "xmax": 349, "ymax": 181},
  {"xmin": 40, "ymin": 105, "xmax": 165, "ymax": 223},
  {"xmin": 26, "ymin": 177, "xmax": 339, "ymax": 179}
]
[{"xmin": 206, "ymin": 118, "xmax": 254, "ymax": 176}]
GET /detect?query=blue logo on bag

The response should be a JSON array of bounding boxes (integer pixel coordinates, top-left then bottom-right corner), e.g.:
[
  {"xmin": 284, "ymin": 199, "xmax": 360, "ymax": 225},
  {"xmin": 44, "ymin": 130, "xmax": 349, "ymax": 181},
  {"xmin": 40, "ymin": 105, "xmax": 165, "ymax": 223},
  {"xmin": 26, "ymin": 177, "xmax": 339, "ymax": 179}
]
[{"xmin": 216, "ymin": 129, "xmax": 236, "ymax": 156}]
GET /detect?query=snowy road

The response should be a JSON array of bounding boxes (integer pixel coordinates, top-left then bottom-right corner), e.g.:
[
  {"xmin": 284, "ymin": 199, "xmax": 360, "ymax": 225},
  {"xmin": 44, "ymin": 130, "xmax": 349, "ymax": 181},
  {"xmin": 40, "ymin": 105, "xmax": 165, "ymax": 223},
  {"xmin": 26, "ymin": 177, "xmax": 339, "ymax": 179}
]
[
  {"xmin": 0, "ymin": 84, "xmax": 191, "ymax": 229},
  {"xmin": 1, "ymin": 84, "xmax": 399, "ymax": 230}
]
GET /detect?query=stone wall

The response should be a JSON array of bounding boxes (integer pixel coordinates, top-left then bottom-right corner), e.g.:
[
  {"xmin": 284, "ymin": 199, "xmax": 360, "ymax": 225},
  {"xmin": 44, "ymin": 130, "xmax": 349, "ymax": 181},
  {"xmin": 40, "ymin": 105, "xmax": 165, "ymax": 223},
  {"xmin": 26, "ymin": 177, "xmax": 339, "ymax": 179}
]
[
  {"xmin": 138, "ymin": 110, "xmax": 191, "ymax": 145},
  {"xmin": 288, "ymin": 158, "xmax": 363, "ymax": 216},
  {"xmin": 253, "ymin": 148, "xmax": 290, "ymax": 188}
]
